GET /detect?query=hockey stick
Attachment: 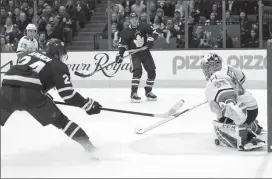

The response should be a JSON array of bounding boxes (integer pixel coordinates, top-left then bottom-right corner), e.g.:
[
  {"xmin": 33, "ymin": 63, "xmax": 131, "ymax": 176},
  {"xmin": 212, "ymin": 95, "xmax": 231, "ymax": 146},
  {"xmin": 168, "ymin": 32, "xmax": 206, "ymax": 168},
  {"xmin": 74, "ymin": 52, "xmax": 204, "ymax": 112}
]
[
  {"xmin": 54, "ymin": 99, "xmax": 184, "ymax": 118},
  {"xmin": 136, "ymin": 101, "xmax": 207, "ymax": 134},
  {"xmin": 74, "ymin": 46, "xmax": 148, "ymax": 78}
]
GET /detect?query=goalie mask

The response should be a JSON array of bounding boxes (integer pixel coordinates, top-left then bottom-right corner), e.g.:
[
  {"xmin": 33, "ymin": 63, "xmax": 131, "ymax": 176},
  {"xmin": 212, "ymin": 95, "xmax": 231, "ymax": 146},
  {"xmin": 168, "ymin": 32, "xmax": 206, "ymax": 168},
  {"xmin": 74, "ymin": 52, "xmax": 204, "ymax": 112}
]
[{"xmin": 200, "ymin": 53, "xmax": 222, "ymax": 80}]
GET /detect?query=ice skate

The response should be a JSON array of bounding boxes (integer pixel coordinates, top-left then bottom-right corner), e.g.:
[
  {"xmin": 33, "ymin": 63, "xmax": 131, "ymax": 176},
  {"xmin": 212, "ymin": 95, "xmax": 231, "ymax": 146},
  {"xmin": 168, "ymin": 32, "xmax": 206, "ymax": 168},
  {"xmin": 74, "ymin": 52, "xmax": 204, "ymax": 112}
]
[
  {"xmin": 144, "ymin": 87, "xmax": 157, "ymax": 101},
  {"xmin": 239, "ymin": 138, "xmax": 266, "ymax": 151},
  {"xmin": 131, "ymin": 92, "xmax": 141, "ymax": 103}
]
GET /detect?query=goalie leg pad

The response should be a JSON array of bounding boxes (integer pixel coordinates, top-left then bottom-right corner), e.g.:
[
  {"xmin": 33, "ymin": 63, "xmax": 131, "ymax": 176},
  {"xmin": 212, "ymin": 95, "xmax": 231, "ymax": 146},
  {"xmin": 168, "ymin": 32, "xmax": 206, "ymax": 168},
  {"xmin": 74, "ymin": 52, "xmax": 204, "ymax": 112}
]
[{"xmin": 213, "ymin": 120, "xmax": 237, "ymax": 148}]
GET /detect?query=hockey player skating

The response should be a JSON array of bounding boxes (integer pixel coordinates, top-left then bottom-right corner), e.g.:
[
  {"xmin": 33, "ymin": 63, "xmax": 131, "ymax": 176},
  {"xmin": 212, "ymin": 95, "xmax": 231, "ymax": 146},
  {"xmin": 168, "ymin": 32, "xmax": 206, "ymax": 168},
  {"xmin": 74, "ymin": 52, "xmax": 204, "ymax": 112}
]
[
  {"xmin": 201, "ymin": 52, "xmax": 265, "ymax": 151},
  {"xmin": 0, "ymin": 39, "xmax": 102, "ymax": 156},
  {"xmin": 116, "ymin": 13, "xmax": 157, "ymax": 103},
  {"xmin": 17, "ymin": 24, "xmax": 39, "ymax": 59}
]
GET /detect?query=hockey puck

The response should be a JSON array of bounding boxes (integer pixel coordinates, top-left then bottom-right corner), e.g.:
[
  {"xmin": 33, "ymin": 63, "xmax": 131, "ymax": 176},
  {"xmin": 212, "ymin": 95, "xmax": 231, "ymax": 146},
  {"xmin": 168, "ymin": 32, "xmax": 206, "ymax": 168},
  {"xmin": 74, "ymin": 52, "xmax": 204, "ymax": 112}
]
[{"xmin": 214, "ymin": 139, "xmax": 220, "ymax": 146}]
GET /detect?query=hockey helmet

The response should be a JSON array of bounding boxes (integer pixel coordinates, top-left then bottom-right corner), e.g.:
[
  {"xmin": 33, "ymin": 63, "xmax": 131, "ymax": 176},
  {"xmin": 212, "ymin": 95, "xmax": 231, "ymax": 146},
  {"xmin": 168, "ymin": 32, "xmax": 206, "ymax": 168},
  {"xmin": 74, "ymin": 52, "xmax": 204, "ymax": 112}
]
[
  {"xmin": 200, "ymin": 52, "xmax": 222, "ymax": 80},
  {"xmin": 26, "ymin": 24, "xmax": 37, "ymax": 39},
  {"xmin": 46, "ymin": 38, "xmax": 68, "ymax": 62}
]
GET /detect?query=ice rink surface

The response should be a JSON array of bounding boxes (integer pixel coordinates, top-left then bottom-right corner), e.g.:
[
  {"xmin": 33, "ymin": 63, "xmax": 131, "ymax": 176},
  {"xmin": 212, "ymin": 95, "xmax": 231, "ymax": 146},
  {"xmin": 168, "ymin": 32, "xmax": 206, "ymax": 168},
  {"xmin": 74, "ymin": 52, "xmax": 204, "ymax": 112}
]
[{"xmin": 1, "ymin": 88, "xmax": 271, "ymax": 178}]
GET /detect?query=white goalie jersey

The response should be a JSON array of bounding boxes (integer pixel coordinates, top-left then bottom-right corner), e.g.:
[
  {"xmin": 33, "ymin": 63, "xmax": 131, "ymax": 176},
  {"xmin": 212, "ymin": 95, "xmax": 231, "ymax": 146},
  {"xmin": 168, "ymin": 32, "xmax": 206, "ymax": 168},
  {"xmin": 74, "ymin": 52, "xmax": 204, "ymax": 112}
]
[{"xmin": 204, "ymin": 65, "xmax": 247, "ymax": 119}]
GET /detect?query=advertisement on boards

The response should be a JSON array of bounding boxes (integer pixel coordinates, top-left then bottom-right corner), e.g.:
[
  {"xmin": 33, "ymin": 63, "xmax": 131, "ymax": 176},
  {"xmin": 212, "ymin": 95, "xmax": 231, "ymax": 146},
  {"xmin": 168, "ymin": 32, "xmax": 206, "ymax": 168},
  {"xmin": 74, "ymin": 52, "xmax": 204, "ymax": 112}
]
[{"xmin": 0, "ymin": 49, "xmax": 267, "ymax": 88}]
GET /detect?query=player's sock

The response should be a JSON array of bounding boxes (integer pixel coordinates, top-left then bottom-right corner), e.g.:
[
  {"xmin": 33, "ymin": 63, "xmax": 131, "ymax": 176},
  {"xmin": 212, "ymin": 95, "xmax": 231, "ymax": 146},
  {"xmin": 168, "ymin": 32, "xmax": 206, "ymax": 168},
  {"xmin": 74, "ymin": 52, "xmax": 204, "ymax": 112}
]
[
  {"xmin": 53, "ymin": 116, "xmax": 95, "ymax": 152},
  {"xmin": 131, "ymin": 78, "xmax": 141, "ymax": 102},
  {"xmin": 62, "ymin": 120, "xmax": 95, "ymax": 152}
]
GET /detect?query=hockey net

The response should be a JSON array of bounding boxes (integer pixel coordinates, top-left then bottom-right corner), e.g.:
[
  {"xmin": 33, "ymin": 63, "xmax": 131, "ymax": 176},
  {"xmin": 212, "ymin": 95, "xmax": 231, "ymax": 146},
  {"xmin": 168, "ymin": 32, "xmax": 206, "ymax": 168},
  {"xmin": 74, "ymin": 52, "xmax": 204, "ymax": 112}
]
[{"xmin": 268, "ymin": 40, "xmax": 272, "ymax": 153}]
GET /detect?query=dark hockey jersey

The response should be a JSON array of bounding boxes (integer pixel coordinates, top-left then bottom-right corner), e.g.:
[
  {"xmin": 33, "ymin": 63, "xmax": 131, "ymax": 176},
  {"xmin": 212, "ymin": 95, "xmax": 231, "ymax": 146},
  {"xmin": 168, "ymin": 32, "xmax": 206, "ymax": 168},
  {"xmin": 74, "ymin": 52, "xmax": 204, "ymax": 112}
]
[
  {"xmin": 2, "ymin": 52, "xmax": 86, "ymax": 108},
  {"xmin": 118, "ymin": 23, "xmax": 154, "ymax": 51}
]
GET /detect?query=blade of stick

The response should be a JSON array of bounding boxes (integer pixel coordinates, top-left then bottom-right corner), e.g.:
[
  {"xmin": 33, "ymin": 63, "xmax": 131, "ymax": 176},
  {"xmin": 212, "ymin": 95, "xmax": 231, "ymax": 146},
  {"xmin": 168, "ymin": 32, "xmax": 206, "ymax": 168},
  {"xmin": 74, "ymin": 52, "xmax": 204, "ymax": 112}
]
[{"xmin": 137, "ymin": 101, "xmax": 207, "ymax": 134}]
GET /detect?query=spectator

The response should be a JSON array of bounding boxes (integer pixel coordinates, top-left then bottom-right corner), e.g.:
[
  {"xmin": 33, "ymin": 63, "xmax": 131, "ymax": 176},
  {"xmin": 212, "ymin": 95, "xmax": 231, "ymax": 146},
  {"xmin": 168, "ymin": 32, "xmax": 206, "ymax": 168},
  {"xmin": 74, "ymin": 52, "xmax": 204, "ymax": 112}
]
[
  {"xmin": 162, "ymin": 0, "xmax": 175, "ymax": 17},
  {"xmin": 139, "ymin": 12, "xmax": 148, "ymax": 24},
  {"xmin": 239, "ymin": 11, "xmax": 250, "ymax": 48},
  {"xmin": 131, "ymin": 0, "xmax": 146, "ymax": 17},
  {"xmin": 4, "ymin": 17, "xmax": 14, "ymax": 34},
  {"xmin": 27, "ymin": 7, "xmax": 34, "ymax": 23},
  {"xmin": 225, "ymin": 10, "xmax": 235, "ymax": 24},
  {"xmin": 210, "ymin": 3, "xmax": 222, "ymax": 21},
  {"xmin": 12, "ymin": 7, "xmax": 20, "ymax": 24},
  {"xmin": 52, "ymin": 0, "xmax": 60, "ymax": 15},
  {"xmin": 123, "ymin": 15, "xmax": 130, "ymax": 25},
  {"xmin": 1, "ymin": 35, "xmax": 13, "ymax": 52},
  {"xmin": 113, "ymin": 0, "xmax": 125, "ymax": 17},
  {"xmin": 80, "ymin": 0, "xmax": 92, "ymax": 21},
  {"xmin": 0, "ymin": 8, "xmax": 7, "ymax": 27},
  {"xmin": 20, "ymin": 1, "xmax": 29, "ymax": 14},
  {"xmin": 37, "ymin": 0, "xmax": 45, "ymax": 16},
  {"xmin": 40, "ymin": 5, "xmax": 53, "ymax": 22},
  {"xmin": 76, "ymin": 3, "xmax": 86, "ymax": 28},
  {"xmin": 173, "ymin": 9, "xmax": 182, "ymax": 27},
  {"xmin": 38, "ymin": 32, "xmax": 47, "ymax": 51},
  {"xmin": 17, "ymin": 12, "xmax": 29, "ymax": 33},
  {"xmin": 156, "ymin": 8, "xmax": 165, "ymax": 24},
  {"xmin": 66, "ymin": 0, "xmax": 77, "ymax": 37},
  {"xmin": 58, "ymin": 6, "xmax": 72, "ymax": 44},
  {"xmin": 164, "ymin": 19, "xmax": 177, "ymax": 44},
  {"xmin": 111, "ymin": 22, "xmax": 120, "ymax": 48},
  {"xmin": 124, "ymin": 5, "xmax": 131, "ymax": 18},
  {"xmin": 122, "ymin": 0, "xmax": 136, "ymax": 9},
  {"xmin": 246, "ymin": 29, "xmax": 259, "ymax": 48},
  {"xmin": 52, "ymin": 15, "xmax": 64, "ymax": 42},
  {"xmin": 7, "ymin": 0, "xmax": 15, "ymax": 15},
  {"xmin": 190, "ymin": 8, "xmax": 200, "ymax": 24},
  {"xmin": 215, "ymin": 29, "xmax": 233, "ymax": 48},
  {"xmin": 123, "ymin": 20, "xmax": 130, "ymax": 29},
  {"xmin": 149, "ymin": 2, "xmax": 157, "ymax": 23},
  {"xmin": 102, "ymin": 13, "xmax": 122, "ymax": 38},
  {"xmin": 189, "ymin": 25, "xmax": 211, "ymax": 48},
  {"xmin": 152, "ymin": 15, "xmax": 165, "ymax": 39},
  {"xmin": 45, "ymin": 23, "xmax": 54, "ymax": 39},
  {"xmin": 205, "ymin": 12, "xmax": 220, "ymax": 25}
]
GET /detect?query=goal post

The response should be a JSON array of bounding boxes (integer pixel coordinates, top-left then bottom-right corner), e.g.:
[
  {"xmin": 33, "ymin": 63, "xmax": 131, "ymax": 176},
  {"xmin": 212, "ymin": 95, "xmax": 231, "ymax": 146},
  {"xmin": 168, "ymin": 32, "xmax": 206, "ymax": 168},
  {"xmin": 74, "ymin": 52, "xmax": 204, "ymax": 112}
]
[{"xmin": 267, "ymin": 39, "xmax": 272, "ymax": 153}]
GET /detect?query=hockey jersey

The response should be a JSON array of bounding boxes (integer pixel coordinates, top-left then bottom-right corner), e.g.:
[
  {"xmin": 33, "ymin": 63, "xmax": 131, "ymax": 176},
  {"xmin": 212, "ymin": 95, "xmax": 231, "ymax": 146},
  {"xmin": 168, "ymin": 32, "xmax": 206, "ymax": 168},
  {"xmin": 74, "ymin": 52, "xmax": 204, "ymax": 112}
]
[
  {"xmin": 2, "ymin": 52, "xmax": 86, "ymax": 108},
  {"xmin": 205, "ymin": 65, "xmax": 247, "ymax": 118},
  {"xmin": 118, "ymin": 23, "xmax": 153, "ymax": 50},
  {"xmin": 17, "ymin": 36, "xmax": 38, "ymax": 54}
]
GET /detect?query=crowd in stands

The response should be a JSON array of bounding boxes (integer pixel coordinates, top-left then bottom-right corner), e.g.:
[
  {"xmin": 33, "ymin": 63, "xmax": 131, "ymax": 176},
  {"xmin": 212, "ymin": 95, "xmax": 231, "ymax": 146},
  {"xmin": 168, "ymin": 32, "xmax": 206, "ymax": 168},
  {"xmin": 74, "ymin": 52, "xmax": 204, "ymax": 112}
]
[
  {"xmin": 102, "ymin": 0, "xmax": 272, "ymax": 49},
  {"xmin": 1, "ymin": 0, "xmax": 96, "ymax": 52}
]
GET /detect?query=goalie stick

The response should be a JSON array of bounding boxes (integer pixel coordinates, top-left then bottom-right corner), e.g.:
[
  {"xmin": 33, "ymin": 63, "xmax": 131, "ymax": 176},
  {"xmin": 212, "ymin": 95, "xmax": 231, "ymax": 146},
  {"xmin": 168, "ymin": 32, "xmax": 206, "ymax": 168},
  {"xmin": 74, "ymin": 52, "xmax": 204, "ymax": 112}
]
[
  {"xmin": 74, "ymin": 46, "xmax": 148, "ymax": 78},
  {"xmin": 54, "ymin": 99, "xmax": 184, "ymax": 118},
  {"xmin": 136, "ymin": 101, "xmax": 207, "ymax": 134}
]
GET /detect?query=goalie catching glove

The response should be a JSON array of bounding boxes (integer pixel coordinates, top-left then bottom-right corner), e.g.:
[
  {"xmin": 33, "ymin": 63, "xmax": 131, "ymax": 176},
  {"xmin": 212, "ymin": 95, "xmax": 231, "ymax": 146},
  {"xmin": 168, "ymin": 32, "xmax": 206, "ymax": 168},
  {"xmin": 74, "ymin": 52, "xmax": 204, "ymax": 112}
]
[{"xmin": 82, "ymin": 98, "xmax": 102, "ymax": 115}]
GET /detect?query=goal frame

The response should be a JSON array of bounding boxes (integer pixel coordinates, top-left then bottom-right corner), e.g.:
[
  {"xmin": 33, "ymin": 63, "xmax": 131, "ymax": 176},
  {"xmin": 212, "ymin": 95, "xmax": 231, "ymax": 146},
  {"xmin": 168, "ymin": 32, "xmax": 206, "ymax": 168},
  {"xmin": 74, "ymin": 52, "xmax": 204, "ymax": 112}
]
[{"xmin": 267, "ymin": 40, "xmax": 272, "ymax": 153}]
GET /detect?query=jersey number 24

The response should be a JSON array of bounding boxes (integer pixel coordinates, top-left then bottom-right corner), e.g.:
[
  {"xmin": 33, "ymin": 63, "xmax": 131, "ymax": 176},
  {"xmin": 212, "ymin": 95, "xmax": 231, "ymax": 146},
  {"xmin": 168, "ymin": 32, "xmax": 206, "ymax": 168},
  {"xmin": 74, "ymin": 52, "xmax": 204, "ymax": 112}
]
[{"xmin": 18, "ymin": 56, "xmax": 47, "ymax": 74}]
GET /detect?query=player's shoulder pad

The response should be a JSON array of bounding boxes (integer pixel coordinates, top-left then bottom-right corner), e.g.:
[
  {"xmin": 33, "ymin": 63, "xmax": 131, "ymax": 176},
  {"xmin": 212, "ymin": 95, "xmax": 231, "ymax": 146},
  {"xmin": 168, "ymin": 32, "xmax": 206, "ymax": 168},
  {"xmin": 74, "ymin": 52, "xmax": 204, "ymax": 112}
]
[
  {"xmin": 51, "ymin": 59, "xmax": 70, "ymax": 74},
  {"xmin": 22, "ymin": 36, "xmax": 29, "ymax": 40}
]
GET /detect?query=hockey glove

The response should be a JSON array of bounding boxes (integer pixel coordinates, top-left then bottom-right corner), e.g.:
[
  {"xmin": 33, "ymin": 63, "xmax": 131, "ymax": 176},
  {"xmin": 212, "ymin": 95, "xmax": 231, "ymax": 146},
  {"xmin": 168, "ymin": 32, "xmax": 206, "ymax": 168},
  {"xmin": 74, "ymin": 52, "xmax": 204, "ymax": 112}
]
[
  {"xmin": 146, "ymin": 37, "xmax": 154, "ymax": 49},
  {"xmin": 115, "ymin": 53, "xmax": 123, "ymax": 63},
  {"xmin": 82, "ymin": 98, "xmax": 102, "ymax": 115}
]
